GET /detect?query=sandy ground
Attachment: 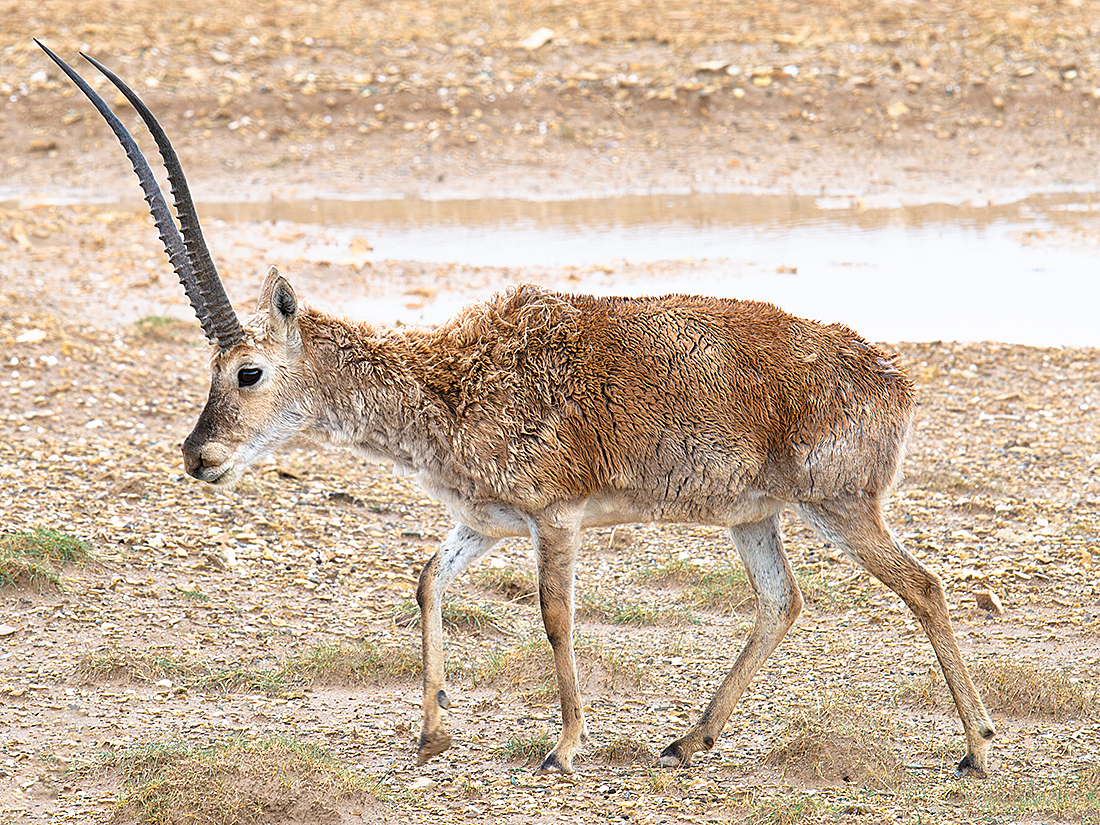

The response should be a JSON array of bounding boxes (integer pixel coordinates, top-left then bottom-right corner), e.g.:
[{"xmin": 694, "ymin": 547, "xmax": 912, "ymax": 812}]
[
  {"xmin": 4, "ymin": 0, "xmax": 1100, "ymax": 203},
  {"xmin": 1, "ymin": 2, "xmax": 1100, "ymax": 824}
]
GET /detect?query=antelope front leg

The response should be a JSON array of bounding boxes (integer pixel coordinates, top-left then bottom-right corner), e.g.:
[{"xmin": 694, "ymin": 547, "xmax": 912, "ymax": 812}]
[
  {"xmin": 532, "ymin": 522, "xmax": 586, "ymax": 775},
  {"xmin": 660, "ymin": 514, "xmax": 801, "ymax": 767},
  {"xmin": 415, "ymin": 524, "xmax": 498, "ymax": 765}
]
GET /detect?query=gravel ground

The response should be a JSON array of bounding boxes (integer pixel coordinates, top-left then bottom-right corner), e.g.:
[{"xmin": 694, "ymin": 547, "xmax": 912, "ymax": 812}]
[{"xmin": 2, "ymin": 2, "xmax": 1100, "ymax": 824}]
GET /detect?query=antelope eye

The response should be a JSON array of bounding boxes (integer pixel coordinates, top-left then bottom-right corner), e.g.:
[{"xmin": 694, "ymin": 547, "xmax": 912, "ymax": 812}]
[{"xmin": 237, "ymin": 367, "xmax": 263, "ymax": 387}]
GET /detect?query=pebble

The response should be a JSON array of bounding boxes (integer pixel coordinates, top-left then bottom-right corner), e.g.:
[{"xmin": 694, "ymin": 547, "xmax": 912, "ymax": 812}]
[{"xmin": 974, "ymin": 589, "xmax": 1006, "ymax": 616}]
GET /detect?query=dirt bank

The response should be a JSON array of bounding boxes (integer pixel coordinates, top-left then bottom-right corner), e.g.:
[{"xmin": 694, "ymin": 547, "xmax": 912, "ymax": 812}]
[{"xmin": 4, "ymin": 0, "xmax": 1100, "ymax": 202}]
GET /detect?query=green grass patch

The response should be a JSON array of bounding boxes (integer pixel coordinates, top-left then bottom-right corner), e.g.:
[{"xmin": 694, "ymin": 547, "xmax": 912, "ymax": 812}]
[
  {"xmin": 86, "ymin": 734, "xmax": 378, "ymax": 825},
  {"xmin": 795, "ymin": 570, "xmax": 858, "ymax": 612},
  {"xmin": 746, "ymin": 791, "xmax": 838, "ymax": 825},
  {"xmin": 972, "ymin": 766, "xmax": 1100, "ymax": 820},
  {"xmin": 493, "ymin": 730, "xmax": 555, "ymax": 768},
  {"xmin": 0, "ymin": 528, "xmax": 92, "ymax": 589},
  {"xmin": 79, "ymin": 646, "xmax": 282, "ymax": 694},
  {"xmin": 742, "ymin": 766, "xmax": 1100, "ymax": 825},
  {"xmin": 903, "ymin": 766, "xmax": 1100, "ymax": 823},
  {"xmin": 637, "ymin": 558, "xmax": 753, "ymax": 613}
]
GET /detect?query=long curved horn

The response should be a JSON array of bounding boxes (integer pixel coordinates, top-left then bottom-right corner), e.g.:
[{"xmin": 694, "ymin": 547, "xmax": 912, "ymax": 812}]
[
  {"xmin": 79, "ymin": 51, "xmax": 244, "ymax": 351},
  {"xmin": 35, "ymin": 40, "xmax": 206, "ymax": 333},
  {"xmin": 35, "ymin": 40, "xmax": 245, "ymax": 351}
]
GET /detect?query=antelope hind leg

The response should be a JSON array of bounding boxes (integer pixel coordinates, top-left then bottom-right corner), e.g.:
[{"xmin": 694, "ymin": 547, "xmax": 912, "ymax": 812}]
[
  {"xmin": 798, "ymin": 497, "xmax": 996, "ymax": 777},
  {"xmin": 531, "ymin": 522, "xmax": 587, "ymax": 775},
  {"xmin": 415, "ymin": 524, "xmax": 498, "ymax": 764},
  {"xmin": 660, "ymin": 513, "xmax": 802, "ymax": 766}
]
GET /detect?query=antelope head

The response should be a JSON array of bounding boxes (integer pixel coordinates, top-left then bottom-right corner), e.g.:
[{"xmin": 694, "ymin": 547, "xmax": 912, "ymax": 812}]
[
  {"xmin": 182, "ymin": 268, "xmax": 309, "ymax": 486},
  {"xmin": 39, "ymin": 42, "xmax": 308, "ymax": 486}
]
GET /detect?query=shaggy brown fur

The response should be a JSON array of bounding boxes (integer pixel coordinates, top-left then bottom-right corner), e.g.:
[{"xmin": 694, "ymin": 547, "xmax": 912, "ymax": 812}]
[{"xmin": 182, "ymin": 268, "xmax": 994, "ymax": 778}]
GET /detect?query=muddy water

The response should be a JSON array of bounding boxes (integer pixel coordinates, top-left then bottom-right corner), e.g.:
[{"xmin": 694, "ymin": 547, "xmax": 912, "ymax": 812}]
[
  {"xmin": 8, "ymin": 187, "xmax": 1097, "ymax": 346},
  {"xmin": 199, "ymin": 189, "xmax": 1100, "ymax": 347}
]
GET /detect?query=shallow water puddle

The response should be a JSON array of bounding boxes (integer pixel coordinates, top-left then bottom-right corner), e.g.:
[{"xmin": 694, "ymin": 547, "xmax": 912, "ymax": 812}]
[
  {"xmin": 200, "ymin": 189, "xmax": 1100, "ymax": 347},
  {"xmin": 7, "ymin": 187, "xmax": 1099, "ymax": 346}
]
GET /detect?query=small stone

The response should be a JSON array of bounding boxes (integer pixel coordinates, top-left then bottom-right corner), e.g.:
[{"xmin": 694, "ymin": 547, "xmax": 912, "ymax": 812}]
[
  {"xmin": 887, "ymin": 101, "xmax": 910, "ymax": 119},
  {"xmin": 974, "ymin": 589, "xmax": 1005, "ymax": 616},
  {"xmin": 519, "ymin": 27, "xmax": 554, "ymax": 51},
  {"xmin": 14, "ymin": 329, "xmax": 45, "ymax": 344}
]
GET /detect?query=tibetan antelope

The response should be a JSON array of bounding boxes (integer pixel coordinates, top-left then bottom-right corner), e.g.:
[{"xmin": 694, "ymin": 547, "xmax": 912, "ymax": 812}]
[{"xmin": 41, "ymin": 41, "xmax": 996, "ymax": 778}]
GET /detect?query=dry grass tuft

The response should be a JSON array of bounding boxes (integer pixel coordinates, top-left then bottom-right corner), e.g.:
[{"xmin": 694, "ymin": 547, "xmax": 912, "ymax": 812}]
[
  {"xmin": 135, "ymin": 314, "xmax": 200, "ymax": 342},
  {"xmin": 976, "ymin": 659, "xmax": 1099, "ymax": 717},
  {"xmin": 0, "ymin": 528, "xmax": 92, "ymax": 589},
  {"xmin": 577, "ymin": 592, "xmax": 695, "ymax": 626},
  {"xmin": 905, "ymin": 659, "xmax": 1099, "ymax": 718},
  {"xmin": 474, "ymin": 634, "xmax": 643, "ymax": 705},
  {"xmin": 88, "ymin": 735, "xmax": 377, "ymax": 825},
  {"xmin": 279, "ymin": 639, "xmax": 420, "ymax": 685},
  {"xmin": 473, "ymin": 637, "xmax": 560, "ymax": 705},
  {"xmin": 589, "ymin": 734, "xmax": 655, "ymax": 766},
  {"xmin": 635, "ymin": 558, "xmax": 854, "ymax": 614},
  {"xmin": 645, "ymin": 769, "xmax": 679, "ymax": 794},
  {"xmin": 392, "ymin": 597, "xmax": 513, "ymax": 635},
  {"xmin": 472, "ymin": 565, "xmax": 538, "ymax": 604},
  {"xmin": 765, "ymin": 696, "xmax": 905, "ymax": 789},
  {"xmin": 79, "ymin": 639, "xmax": 418, "ymax": 696},
  {"xmin": 80, "ymin": 646, "xmax": 211, "ymax": 684}
]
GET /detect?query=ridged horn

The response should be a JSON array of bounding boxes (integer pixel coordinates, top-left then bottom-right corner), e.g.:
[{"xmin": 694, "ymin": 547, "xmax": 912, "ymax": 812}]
[{"xmin": 35, "ymin": 39, "xmax": 245, "ymax": 351}]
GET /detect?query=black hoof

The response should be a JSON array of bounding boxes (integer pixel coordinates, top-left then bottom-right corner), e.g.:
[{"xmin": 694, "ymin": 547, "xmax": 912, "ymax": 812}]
[
  {"xmin": 658, "ymin": 742, "xmax": 690, "ymax": 768},
  {"xmin": 536, "ymin": 752, "xmax": 570, "ymax": 775},
  {"xmin": 954, "ymin": 753, "xmax": 988, "ymax": 780},
  {"xmin": 416, "ymin": 730, "xmax": 452, "ymax": 765}
]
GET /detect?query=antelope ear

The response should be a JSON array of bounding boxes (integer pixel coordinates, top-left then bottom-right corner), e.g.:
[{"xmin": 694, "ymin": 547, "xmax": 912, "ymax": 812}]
[{"xmin": 257, "ymin": 265, "xmax": 298, "ymax": 343}]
